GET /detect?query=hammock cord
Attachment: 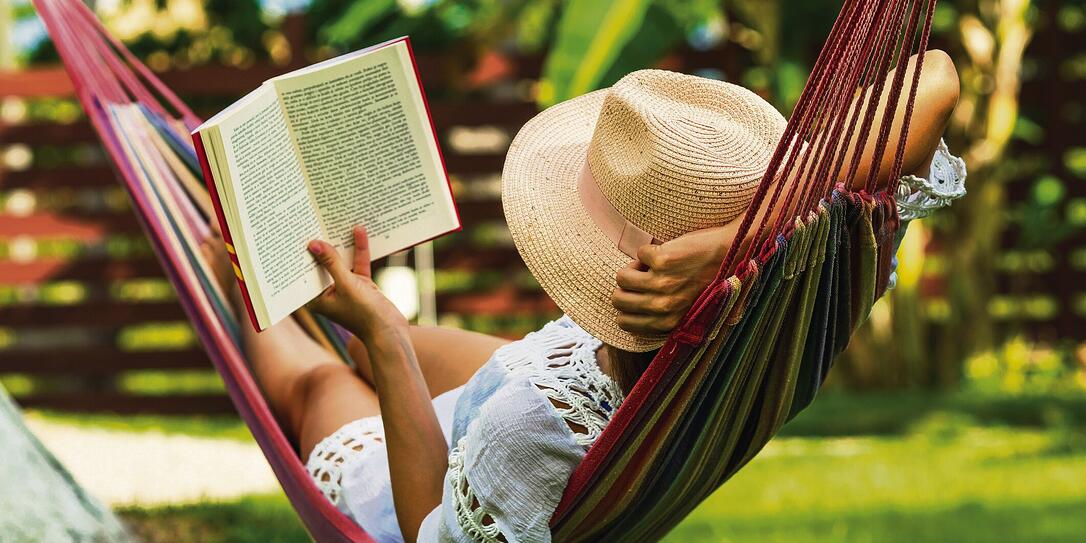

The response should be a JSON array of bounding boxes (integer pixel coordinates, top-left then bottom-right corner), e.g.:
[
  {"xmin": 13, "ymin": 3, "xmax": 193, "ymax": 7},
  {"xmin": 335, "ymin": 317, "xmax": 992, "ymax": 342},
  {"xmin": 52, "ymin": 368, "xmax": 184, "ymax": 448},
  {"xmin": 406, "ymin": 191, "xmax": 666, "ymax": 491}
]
[{"xmin": 718, "ymin": 0, "xmax": 933, "ymax": 276}]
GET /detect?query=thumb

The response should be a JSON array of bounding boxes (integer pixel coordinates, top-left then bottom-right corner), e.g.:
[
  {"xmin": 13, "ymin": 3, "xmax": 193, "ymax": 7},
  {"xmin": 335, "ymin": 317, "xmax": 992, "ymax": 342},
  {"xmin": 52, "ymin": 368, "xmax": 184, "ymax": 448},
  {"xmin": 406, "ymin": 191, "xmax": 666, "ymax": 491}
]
[
  {"xmin": 308, "ymin": 240, "xmax": 351, "ymax": 284},
  {"xmin": 352, "ymin": 226, "xmax": 372, "ymax": 278}
]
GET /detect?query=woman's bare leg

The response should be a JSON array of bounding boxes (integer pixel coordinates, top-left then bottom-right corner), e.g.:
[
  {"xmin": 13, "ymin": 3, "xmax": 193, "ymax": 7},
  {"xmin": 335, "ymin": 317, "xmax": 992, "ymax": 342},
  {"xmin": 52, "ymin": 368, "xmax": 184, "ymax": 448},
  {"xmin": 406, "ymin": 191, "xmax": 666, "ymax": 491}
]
[
  {"xmin": 201, "ymin": 239, "xmax": 380, "ymax": 457},
  {"xmin": 347, "ymin": 327, "xmax": 510, "ymax": 398}
]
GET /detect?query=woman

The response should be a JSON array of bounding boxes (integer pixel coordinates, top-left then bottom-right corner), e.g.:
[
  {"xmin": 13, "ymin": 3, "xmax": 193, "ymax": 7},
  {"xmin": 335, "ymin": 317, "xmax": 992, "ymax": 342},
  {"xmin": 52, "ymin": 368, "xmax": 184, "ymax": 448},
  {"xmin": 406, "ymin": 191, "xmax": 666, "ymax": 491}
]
[{"xmin": 203, "ymin": 51, "xmax": 964, "ymax": 542}]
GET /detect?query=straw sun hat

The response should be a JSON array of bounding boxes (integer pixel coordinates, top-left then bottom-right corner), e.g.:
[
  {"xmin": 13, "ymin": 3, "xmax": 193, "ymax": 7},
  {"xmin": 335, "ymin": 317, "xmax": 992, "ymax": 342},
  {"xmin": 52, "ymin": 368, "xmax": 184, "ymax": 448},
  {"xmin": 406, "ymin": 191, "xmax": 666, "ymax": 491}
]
[{"xmin": 502, "ymin": 69, "xmax": 787, "ymax": 352}]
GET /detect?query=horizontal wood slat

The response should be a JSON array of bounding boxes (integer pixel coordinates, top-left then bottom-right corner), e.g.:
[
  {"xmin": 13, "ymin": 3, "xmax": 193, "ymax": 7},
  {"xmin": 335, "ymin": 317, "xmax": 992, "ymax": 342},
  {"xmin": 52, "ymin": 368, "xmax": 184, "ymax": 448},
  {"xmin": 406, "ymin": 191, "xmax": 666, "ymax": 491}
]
[
  {"xmin": 12, "ymin": 392, "xmax": 236, "ymax": 415},
  {"xmin": 0, "ymin": 301, "xmax": 188, "ymax": 326},
  {"xmin": 0, "ymin": 102, "xmax": 537, "ymax": 145},
  {"xmin": 0, "ymin": 200, "xmax": 502, "ymax": 237},
  {"xmin": 436, "ymin": 289, "xmax": 555, "ymax": 314},
  {"xmin": 0, "ymin": 154, "xmax": 505, "ymax": 189},
  {"xmin": 0, "ymin": 257, "xmax": 164, "ymax": 282},
  {"xmin": 1, "ymin": 165, "xmax": 118, "ymax": 189},
  {"xmin": 0, "ymin": 51, "xmax": 545, "ymax": 98},
  {"xmin": 0, "ymin": 348, "xmax": 209, "ymax": 374}
]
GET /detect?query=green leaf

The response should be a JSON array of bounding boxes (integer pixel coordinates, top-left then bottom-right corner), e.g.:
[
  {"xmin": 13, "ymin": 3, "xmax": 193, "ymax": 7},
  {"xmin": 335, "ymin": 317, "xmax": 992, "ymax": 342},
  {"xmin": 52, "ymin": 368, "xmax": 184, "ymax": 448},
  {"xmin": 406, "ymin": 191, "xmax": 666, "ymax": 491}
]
[
  {"xmin": 539, "ymin": 0, "xmax": 653, "ymax": 106},
  {"xmin": 596, "ymin": 4, "xmax": 684, "ymax": 89}
]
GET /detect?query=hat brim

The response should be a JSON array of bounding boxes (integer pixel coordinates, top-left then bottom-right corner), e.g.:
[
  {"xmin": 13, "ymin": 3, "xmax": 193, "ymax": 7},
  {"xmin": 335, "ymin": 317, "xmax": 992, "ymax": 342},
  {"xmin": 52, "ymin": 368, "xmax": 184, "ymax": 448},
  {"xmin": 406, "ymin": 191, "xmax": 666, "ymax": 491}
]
[{"xmin": 502, "ymin": 89, "xmax": 667, "ymax": 352}]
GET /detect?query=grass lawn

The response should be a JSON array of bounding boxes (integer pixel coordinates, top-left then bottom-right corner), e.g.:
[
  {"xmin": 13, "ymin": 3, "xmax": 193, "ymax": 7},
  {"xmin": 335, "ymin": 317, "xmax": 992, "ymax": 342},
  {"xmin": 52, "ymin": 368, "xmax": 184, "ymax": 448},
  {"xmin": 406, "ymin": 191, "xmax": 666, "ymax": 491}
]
[
  {"xmin": 111, "ymin": 392, "xmax": 1086, "ymax": 542},
  {"xmin": 667, "ymin": 428, "xmax": 1086, "ymax": 542}
]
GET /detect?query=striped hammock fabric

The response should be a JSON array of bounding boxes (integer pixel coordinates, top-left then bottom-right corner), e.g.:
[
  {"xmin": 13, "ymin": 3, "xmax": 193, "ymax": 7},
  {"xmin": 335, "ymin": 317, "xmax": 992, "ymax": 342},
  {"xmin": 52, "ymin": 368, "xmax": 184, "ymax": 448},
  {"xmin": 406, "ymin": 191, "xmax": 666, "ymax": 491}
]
[{"xmin": 32, "ymin": 0, "xmax": 935, "ymax": 540}]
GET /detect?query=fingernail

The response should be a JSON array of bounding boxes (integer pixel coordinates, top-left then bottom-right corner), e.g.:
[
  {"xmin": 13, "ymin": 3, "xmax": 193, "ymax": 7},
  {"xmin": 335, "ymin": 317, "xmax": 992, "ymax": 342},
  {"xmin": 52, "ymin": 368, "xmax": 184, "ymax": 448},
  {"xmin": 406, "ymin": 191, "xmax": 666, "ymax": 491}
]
[{"xmin": 308, "ymin": 241, "xmax": 322, "ymax": 255}]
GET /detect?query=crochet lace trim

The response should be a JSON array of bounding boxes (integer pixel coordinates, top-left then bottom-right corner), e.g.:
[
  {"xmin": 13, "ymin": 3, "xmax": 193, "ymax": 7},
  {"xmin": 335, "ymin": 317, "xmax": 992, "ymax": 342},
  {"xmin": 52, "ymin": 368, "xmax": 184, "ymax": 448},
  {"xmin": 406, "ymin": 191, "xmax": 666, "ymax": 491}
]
[
  {"xmin": 497, "ymin": 317, "xmax": 624, "ymax": 446},
  {"xmin": 306, "ymin": 416, "xmax": 384, "ymax": 505},
  {"xmin": 896, "ymin": 139, "xmax": 968, "ymax": 221},
  {"xmin": 446, "ymin": 437, "xmax": 506, "ymax": 542}
]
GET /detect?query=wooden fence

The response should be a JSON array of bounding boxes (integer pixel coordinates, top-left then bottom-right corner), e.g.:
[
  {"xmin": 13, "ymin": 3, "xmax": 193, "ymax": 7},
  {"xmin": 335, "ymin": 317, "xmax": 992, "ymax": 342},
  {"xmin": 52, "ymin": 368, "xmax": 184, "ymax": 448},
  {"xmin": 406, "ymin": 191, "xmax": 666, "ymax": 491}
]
[
  {"xmin": 0, "ymin": 16, "xmax": 745, "ymax": 413},
  {"xmin": 0, "ymin": 13, "xmax": 1081, "ymax": 414}
]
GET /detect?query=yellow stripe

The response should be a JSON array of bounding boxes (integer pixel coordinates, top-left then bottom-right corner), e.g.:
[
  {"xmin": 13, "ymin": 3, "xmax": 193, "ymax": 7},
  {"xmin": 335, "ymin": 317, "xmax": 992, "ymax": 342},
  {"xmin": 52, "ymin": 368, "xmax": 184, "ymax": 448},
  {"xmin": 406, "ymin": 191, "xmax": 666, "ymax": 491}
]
[
  {"xmin": 224, "ymin": 242, "xmax": 236, "ymax": 255},
  {"xmin": 232, "ymin": 262, "xmax": 243, "ymax": 281}
]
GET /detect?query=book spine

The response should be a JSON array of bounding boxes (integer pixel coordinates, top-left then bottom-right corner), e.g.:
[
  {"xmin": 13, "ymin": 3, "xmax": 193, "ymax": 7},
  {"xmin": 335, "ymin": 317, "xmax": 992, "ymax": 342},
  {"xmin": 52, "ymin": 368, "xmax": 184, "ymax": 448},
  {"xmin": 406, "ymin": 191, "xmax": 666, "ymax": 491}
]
[{"xmin": 191, "ymin": 132, "xmax": 264, "ymax": 332}]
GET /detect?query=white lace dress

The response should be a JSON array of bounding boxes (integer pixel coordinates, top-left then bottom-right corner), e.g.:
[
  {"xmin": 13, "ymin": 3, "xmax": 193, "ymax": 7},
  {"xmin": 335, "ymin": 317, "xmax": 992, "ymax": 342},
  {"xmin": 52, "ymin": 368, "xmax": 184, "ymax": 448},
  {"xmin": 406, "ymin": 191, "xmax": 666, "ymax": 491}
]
[{"xmin": 306, "ymin": 316, "xmax": 622, "ymax": 543}]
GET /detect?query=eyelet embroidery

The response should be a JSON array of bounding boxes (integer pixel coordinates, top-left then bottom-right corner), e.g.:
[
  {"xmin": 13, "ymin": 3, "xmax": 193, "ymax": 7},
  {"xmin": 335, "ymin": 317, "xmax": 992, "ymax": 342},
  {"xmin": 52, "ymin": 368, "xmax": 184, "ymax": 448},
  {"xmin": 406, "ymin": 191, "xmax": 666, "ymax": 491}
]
[
  {"xmin": 446, "ymin": 438, "xmax": 506, "ymax": 542},
  {"xmin": 306, "ymin": 416, "xmax": 384, "ymax": 505}
]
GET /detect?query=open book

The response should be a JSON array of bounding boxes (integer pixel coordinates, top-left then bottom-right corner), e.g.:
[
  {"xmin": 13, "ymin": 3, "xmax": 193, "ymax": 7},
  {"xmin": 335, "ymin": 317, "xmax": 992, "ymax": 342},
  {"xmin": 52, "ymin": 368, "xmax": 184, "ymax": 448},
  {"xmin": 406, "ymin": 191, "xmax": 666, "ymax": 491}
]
[{"xmin": 192, "ymin": 37, "xmax": 459, "ymax": 331}]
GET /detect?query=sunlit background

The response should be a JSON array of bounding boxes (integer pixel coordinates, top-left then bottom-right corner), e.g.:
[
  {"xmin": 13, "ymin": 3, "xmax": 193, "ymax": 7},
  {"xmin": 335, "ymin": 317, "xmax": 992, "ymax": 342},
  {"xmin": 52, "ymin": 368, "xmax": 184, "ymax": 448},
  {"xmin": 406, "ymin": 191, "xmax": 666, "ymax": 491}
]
[{"xmin": 1, "ymin": 0, "xmax": 1084, "ymax": 541}]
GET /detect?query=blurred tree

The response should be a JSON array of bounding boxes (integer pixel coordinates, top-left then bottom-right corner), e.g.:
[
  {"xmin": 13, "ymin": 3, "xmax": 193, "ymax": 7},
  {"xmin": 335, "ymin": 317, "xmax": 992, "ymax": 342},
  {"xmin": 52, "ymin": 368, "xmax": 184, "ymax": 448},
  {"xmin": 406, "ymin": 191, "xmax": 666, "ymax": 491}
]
[
  {"xmin": 940, "ymin": 0, "xmax": 1032, "ymax": 373},
  {"xmin": 29, "ymin": 0, "xmax": 271, "ymax": 69},
  {"xmin": 839, "ymin": 0, "xmax": 1041, "ymax": 390}
]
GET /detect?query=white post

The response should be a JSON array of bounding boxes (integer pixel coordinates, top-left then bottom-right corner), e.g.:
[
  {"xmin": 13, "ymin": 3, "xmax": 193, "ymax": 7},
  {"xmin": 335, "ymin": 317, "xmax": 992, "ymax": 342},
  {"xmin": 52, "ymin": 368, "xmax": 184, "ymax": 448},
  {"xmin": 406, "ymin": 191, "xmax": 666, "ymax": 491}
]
[{"xmin": 414, "ymin": 241, "xmax": 437, "ymax": 326}]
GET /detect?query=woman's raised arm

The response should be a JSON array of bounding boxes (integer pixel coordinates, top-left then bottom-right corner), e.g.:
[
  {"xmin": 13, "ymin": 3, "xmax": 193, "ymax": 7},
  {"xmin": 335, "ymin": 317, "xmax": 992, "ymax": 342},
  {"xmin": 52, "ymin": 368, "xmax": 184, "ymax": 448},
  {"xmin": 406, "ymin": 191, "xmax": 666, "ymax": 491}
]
[{"xmin": 613, "ymin": 50, "xmax": 960, "ymax": 336}]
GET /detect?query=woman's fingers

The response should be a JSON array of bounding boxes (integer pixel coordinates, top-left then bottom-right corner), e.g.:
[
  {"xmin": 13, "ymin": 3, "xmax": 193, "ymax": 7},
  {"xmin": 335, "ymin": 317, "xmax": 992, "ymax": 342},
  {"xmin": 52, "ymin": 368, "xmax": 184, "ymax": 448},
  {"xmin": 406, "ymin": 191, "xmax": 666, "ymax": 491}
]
[
  {"xmin": 615, "ymin": 261, "xmax": 656, "ymax": 292},
  {"xmin": 611, "ymin": 288, "xmax": 669, "ymax": 315},
  {"xmin": 635, "ymin": 243, "xmax": 668, "ymax": 269},
  {"xmin": 308, "ymin": 239, "xmax": 351, "ymax": 284},
  {"xmin": 352, "ymin": 226, "xmax": 372, "ymax": 278},
  {"xmin": 616, "ymin": 312, "xmax": 676, "ymax": 335}
]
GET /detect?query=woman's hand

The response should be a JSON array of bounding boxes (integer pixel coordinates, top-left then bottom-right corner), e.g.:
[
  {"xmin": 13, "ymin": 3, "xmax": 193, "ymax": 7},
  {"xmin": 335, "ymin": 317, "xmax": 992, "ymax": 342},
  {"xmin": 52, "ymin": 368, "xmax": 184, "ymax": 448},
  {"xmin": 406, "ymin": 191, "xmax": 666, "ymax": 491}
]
[
  {"xmin": 306, "ymin": 226, "xmax": 407, "ymax": 340},
  {"xmin": 612, "ymin": 225, "xmax": 732, "ymax": 335},
  {"xmin": 310, "ymin": 226, "xmax": 445, "ymax": 541}
]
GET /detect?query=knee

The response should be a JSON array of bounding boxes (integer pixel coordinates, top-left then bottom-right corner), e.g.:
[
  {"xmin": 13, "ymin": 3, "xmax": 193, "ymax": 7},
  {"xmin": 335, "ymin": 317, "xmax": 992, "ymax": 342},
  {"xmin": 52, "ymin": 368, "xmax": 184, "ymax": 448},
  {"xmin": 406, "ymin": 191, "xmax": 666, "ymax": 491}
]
[{"xmin": 284, "ymin": 363, "xmax": 354, "ymax": 433}]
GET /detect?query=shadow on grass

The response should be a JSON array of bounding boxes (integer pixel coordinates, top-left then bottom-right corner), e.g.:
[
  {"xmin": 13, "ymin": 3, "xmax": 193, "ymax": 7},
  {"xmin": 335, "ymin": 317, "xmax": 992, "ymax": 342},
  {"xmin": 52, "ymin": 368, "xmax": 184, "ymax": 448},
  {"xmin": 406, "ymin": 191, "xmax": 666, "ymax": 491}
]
[{"xmin": 118, "ymin": 494, "xmax": 307, "ymax": 543}]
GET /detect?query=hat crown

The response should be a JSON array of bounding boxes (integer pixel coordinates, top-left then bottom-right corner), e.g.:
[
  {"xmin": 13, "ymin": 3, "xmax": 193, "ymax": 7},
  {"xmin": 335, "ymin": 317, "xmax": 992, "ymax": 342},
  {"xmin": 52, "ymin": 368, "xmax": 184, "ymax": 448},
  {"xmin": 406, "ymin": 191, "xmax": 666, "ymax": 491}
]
[{"xmin": 586, "ymin": 70, "xmax": 786, "ymax": 241}]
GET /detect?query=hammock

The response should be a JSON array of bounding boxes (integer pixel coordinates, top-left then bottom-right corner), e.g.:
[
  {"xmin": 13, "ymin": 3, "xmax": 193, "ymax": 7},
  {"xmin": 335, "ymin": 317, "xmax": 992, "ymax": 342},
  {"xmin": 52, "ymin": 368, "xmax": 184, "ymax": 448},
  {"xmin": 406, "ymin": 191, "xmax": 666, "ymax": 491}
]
[{"xmin": 33, "ymin": 0, "xmax": 934, "ymax": 540}]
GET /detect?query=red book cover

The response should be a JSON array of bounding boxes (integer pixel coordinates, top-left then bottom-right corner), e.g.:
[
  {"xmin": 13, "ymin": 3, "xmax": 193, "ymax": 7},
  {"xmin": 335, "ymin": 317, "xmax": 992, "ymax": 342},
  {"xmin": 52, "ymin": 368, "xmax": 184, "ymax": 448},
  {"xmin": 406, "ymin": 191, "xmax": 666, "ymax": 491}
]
[{"xmin": 191, "ymin": 133, "xmax": 263, "ymax": 332}]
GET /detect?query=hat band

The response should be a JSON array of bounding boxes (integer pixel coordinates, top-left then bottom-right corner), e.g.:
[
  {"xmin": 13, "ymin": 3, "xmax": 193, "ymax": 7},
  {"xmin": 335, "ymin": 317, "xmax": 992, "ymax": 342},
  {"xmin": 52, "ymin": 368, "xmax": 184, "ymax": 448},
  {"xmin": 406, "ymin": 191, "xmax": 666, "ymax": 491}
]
[{"xmin": 577, "ymin": 160, "xmax": 659, "ymax": 259}]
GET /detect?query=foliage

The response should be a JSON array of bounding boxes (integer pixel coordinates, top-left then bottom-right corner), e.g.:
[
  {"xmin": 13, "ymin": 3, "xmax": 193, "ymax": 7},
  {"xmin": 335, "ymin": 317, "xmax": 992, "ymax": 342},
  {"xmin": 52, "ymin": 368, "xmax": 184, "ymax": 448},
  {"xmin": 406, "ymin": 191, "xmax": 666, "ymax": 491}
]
[
  {"xmin": 780, "ymin": 390, "xmax": 1086, "ymax": 437},
  {"xmin": 539, "ymin": 0, "xmax": 722, "ymax": 106},
  {"xmin": 27, "ymin": 0, "xmax": 273, "ymax": 68},
  {"xmin": 963, "ymin": 336, "xmax": 1086, "ymax": 395},
  {"xmin": 303, "ymin": 0, "xmax": 725, "ymax": 106},
  {"xmin": 306, "ymin": 0, "xmax": 532, "ymax": 53},
  {"xmin": 538, "ymin": 0, "xmax": 653, "ymax": 105}
]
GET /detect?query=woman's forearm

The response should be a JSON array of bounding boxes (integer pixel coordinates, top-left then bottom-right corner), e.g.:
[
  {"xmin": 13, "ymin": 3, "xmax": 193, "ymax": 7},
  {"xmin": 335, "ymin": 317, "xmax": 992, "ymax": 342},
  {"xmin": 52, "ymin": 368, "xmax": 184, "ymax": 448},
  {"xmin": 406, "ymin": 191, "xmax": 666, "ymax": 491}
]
[
  {"xmin": 759, "ymin": 51, "xmax": 959, "ymax": 236},
  {"xmin": 364, "ymin": 329, "xmax": 447, "ymax": 543},
  {"xmin": 835, "ymin": 49, "xmax": 959, "ymax": 188}
]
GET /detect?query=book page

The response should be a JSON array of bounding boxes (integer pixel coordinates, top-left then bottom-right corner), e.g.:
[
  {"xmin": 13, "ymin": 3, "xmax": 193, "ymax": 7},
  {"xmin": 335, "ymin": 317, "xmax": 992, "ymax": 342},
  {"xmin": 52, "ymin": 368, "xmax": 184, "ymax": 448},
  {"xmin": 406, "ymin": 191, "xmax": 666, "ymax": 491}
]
[
  {"xmin": 272, "ymin": 39, "xmax": 458, "ymax": 261},
  {"xmin": 214, "ymin": 86, "xmax": 330, "ymax": 326}
]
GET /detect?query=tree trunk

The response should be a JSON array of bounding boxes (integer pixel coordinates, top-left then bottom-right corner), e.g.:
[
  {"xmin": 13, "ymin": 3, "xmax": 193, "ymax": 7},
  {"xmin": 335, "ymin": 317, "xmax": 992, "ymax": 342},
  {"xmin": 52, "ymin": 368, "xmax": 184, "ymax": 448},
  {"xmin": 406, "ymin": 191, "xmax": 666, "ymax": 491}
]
[{"xmin": 0, "ymin": 386, "xmax": 132, "ymax": 542}]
